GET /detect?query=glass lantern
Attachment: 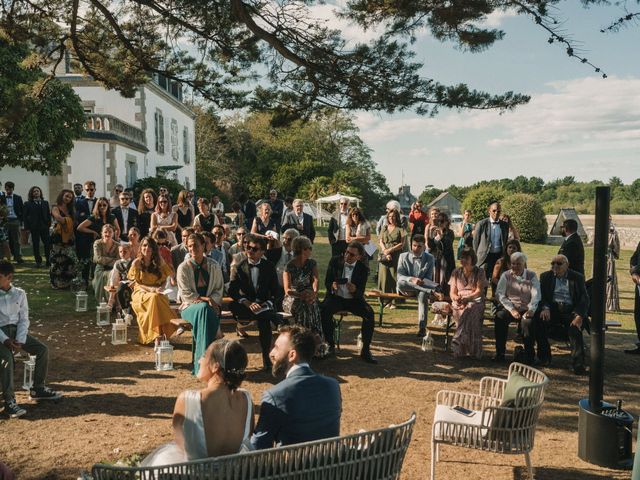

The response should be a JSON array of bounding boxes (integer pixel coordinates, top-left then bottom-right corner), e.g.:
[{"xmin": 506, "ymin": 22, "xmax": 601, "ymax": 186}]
[
  {"xmin": 155, "ymin": 339, "xmax": 174, "ymax": 371},
  {"xmin": 96, "ymin": 302, "xmax": 111, "ymax": 326},
  {"xmin": 75, "ymin": 290, "xmax": 88, "ymax": 312},
  {"xmin": 421, "ymin": 332, "xmax": 434, "ymax": 352},
  {"xmin": 111, "ymin": 317, "xmax": 128, "ymax": 345},
  {"xmin": 22, "ymin": 355, "xmax": 36, "ymax": 391}
]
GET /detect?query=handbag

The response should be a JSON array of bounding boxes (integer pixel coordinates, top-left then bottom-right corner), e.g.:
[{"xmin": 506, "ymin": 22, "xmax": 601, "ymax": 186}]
[{"xmin": 378, "ymin": 252, "xmax": 393, "ymax": 266}]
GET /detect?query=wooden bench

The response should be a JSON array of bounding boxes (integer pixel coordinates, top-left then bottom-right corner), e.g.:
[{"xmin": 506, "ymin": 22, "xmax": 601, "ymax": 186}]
[
  {"xmin": 365, "ymin": 290, "xmax": 418, "ymax": 327},
  {"xmin": 82, "ymin": 413, "xmax": 416, "ymax": 480}
]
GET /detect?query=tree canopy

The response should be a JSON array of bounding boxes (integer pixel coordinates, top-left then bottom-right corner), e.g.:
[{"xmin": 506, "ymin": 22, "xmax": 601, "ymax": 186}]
[
  {"xmin": 0, "ymin": 35, "xmax": 85, "ymax": 174},
  {"xmin": 0, "ymin": 0, "xmax": 536, "ymax": 120},
  {"xmin": 194, "ymin": 107, "xmax": 392, "ymax": 214}
]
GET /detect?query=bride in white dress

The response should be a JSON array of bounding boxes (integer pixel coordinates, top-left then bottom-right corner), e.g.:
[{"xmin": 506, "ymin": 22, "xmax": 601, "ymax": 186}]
[{"xmin": 142, "ymin": 339, "xmax": 254, "ymax": 466}]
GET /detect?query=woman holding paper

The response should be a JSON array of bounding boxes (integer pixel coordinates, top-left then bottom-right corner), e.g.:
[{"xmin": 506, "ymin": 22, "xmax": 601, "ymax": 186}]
[{"xmin": 128, "ymin": 236, "xmax": 177, "ymax": 345}]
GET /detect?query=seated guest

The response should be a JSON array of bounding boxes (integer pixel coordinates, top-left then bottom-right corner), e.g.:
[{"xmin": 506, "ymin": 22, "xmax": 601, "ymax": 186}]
[
  {"xmin": 137, "ymin": 188, "xmax": 157, "ymax": 239},
  {"xmin": 229, "ymin": 227, "xmax": 247, "ymax": 256},
  {"xmin": 320, "ymin": 241, "xmax": 377, "ymax": 363},
  {"xmin": 172, "ymin": 190, "xmax": 195, "ymax": 239},
  {"xmin": 0, "ymin": 260, "xmax": 62, "ymax": 418},
  {"xmin": 537, "ymin": 254, "xmax": 589, "ymax": 375},
  {"xmin": 171, "ymin": 227, "xmax": 193, "ymax": 272},
  {"xmin": 230, "ymin": 201, "xmax": 245, "ymax": 229},
  {"xmin": 150, "ymin": 195, "xmax": 178, "ymax": 247},
  {"xmin": 396, "ymin": 234, "xmax": 436, "ymax": 337},
  {"xmin": 177, "ymin": 233, "xmax": 224, "ymax": 375},
  {"xmin": 142, "ymin": 339, "xmax": 253, "ymax": 465},
  {"xmin": 152, "ymin": 229, "xmax": 173, "ymax": 266},
  {"xmin": 448, "ymin": 248, "xmax": 487, "ymax": 359},
  {"xmin": 193, "ymin": 198, "xmax": 219, "ymax": 233},
  {"xmin": 282, "ymin": 236, "xmax": 324, "ymax": 344},
  {"xmin": 107, "ymin": 242, "xmax": 133, "ymax": 311},
  {"xmin": 251, "ymin": 202, "xmax": 277, "ymax": 239},
  {"xmin": 491, "ymin": 239, "xmax": 522, "ymax": 289},
  {"xmin": 127, "ymin": 237, "xmax": 177, "ymax": 345},
  {"xmin": 494, "ymin": 252, "xmax": 540, "ymax": 364},
  {"xmin": 127, "ymin": 226, "xmax": 141, "ymax": 258},
  {"xmin": 210, "ymin": 225, "xmax": 231, "ymax": 282},
  {"xmin": 251, "ymin": 325, "xmax": 340, "ymax": 449},
  {"xmin": 230, "ymin": 234, "xmax": 249, "ymax": 268},
  {"xmin": 228, "ymin": 234, "xmax": 281, "ymax": 370},
  {"xmin": 281, "ymin": 199, "xmax": 316, "ymax": 243},
  {"xmin": 92, "ymin": 224, "xmax": 120, "ymax": 302},
  {"xmin": 268, "ymin": 228, "xmax": 299, "ymax": 287},
  {"xmin": 112, "ymin": 191, "xmax": 138, "ymax": 242}
]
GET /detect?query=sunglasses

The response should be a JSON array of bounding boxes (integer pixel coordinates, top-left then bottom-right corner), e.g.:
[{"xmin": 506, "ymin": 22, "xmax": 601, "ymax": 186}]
[{"xmin": 246, "ymin": 245, "xmax": 261, "ymax": 252}]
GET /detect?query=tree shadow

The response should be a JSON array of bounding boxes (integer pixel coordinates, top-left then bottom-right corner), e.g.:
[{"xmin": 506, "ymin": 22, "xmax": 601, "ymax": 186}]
[{"xmin": 514, "ymin": 466, "xmax": 632, "ymax": 479}]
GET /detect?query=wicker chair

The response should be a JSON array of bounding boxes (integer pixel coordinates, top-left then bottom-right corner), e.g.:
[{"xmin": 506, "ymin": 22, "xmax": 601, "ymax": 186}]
[
  {"xmin": 430, "ymin": 363, "xmax": 549, "ymax": 480},
  {"xmin": 83, "ymin": 413, "xmax": 416, "ymax": 480}
]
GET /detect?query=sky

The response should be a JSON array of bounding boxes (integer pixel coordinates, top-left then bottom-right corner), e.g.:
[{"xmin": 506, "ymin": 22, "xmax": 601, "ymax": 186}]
[{"xmin": 309, "ymin": 1, "xmax": 640, "ymax": 196}]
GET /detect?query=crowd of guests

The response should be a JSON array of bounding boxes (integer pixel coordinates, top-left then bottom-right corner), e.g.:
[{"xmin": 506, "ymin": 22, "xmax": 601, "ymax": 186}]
[{"xmin": 4, "ymin": 178, "xmax": 640, "ymax": 473}]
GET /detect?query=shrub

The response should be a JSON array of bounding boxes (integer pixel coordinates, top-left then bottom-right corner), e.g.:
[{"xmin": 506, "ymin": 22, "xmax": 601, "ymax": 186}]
[
  {"xmin": 502, "ymin": 193, "xmax": 547, "ymax": 244},
  {"xmin": 461, "ymin": 186, "xmax": 506, "ymax": 222}
]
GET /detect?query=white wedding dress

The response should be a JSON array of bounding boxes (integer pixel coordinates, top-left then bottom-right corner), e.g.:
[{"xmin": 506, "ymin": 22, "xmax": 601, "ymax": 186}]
[{"xmin": 141, "ymin": 388, "xmax": 254, "ymax": 467}]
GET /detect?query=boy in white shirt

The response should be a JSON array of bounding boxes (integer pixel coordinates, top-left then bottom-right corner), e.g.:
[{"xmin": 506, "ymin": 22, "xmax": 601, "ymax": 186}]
[{"xmin": 0, "ymin": 260, "xmax": 62, "ymax": 418}]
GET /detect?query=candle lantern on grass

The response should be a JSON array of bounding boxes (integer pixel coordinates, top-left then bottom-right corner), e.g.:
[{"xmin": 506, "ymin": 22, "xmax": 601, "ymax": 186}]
[
  {"xmin": 111, "ymin": 318, "xmax": 128, "ymax": 345},
  {"xmin": 75, "ymin": 290, "xmax": 88, "ymax": 312},
  {"xmin": 96, "ymin": 302, "xmax": 111, "ymax": 326},
  {"xmin": 421, "ymin": 332, "xmax": 434, "ymax": 352},
  {"xmin": 22, "ymin": 355, "xmax": 36, "ymax": 391},
  {"xmin": 155, "ymin": 339, "xmax": 174, "ymax": 371}
]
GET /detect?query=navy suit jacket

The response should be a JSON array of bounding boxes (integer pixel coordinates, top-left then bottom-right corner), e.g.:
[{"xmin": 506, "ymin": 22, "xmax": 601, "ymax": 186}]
[{"xmin": 251, "ymin": 365, "xmax": 341, "ymax": 449}]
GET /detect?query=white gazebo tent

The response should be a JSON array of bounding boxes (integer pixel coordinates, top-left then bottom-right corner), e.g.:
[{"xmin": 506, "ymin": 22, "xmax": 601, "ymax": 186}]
[{"xmin": 315, "ymin": 193, "xmax": 361, "ymax": 226}]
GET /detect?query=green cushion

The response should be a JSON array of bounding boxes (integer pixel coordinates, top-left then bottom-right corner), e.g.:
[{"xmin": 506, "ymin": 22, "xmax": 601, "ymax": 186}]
[{"xmin": 501, "ymin": 371, "xmax": 537, "ymax": 407}]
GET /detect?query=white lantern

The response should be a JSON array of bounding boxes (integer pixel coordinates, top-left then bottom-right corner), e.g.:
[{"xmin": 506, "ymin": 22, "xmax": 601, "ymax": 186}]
[
  {"xmin": 111, "ymin": 317, "xmax": 128, "ymax": 345},
  {"xmin": 356, "ymin": 333, "xmax": 363, "ymax": 353},
  {"xmin": 421, "ymin": 332, "xmax": 434, "ymax": 352},
  {"xmin": 96, "ymin": 302, "xmax": 111, "ymax": 326},
  {"xmin": 75, "ymin": 290, "xmax": 88, "ymax": 312},
  {"xmin": 155, "ymin": 340, "xmax": 174, "ymax": 371},
  {"xmin": 22, "ymin": 355, "xmax": 36, "ymax": 391}
]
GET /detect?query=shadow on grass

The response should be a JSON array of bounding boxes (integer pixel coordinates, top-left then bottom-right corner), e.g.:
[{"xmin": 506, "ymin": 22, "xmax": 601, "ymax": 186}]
[{"xmin": 514, "ymin": 466, "xmax": 632, "ymax": 479}]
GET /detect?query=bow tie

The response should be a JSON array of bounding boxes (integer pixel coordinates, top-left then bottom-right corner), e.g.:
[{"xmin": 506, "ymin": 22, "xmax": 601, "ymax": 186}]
[
  {"xmin": 491, "ymin": 221, "xmax": 500, "ymax": 224},
  {"xmin": 249, "ymin": 262, "xmax": 260, "ymax": 269}
]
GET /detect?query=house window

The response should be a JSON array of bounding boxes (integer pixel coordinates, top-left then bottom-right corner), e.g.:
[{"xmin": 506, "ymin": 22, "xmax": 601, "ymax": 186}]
[
  {"xmin": 171, "ymin": 119, "xmax": 179, "ymax": 161},
  {"xmin": 155, "ymin": 109, "xmax": 165, "ymax": 154},
  {"xmin": 183, "ymin": 127, "xmax": 190, "ymax": 164},
  {"xmin": 126, "ymin": 155, "xmax": 137, "ymax": 187}
]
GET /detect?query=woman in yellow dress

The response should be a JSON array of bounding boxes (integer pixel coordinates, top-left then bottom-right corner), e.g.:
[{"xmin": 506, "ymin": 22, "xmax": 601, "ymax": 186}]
[{"xmin": 128, "ymin": 237, "xmax": 177, "ymax": 345}]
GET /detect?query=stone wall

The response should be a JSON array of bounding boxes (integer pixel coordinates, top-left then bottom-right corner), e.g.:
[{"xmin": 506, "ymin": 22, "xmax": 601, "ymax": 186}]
[{"xmin": 545, "ymin": 215, "xmax": 640, "ymax": 248}]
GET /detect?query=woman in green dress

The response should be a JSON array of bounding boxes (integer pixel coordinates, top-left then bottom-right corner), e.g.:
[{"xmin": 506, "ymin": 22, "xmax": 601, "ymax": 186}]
[
  {"xmin": 92, "ymin": 224, "xmax": 119, "ymax": 302},
  {"xmin": 177, "ymin": 233, "xmax": 224, "ymax": 375},
  {"xmin": 377, "ymin": 210, "xmax": 405, "ymax": 299}
]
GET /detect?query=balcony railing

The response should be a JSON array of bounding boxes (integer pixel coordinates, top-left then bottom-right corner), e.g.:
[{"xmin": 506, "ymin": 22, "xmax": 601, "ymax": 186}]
[{"xmin": 85, "ymin": 114, "xmax": 146, "ymax": 148}]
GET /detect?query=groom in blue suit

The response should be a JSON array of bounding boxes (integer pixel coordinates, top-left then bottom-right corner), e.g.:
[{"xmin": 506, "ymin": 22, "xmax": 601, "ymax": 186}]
[
  {"xmin": 396, "ymin": 234, "xmax": 438, "ymax": 337},
  {"xmin": 251, "ymin": 325, "xmax": 341, "ymax": 449}
]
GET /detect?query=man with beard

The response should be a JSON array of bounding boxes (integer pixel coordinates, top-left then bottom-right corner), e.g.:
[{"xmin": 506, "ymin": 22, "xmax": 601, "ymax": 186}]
[{"xmin": 251, "ymin": 325, "xmax": 341, "ymax": 449}]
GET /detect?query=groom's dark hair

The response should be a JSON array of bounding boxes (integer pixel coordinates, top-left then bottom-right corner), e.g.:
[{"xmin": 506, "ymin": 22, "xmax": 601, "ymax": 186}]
[{"xmin": 278, "ymin": 325, "xmax": 317, "ymax": 363}]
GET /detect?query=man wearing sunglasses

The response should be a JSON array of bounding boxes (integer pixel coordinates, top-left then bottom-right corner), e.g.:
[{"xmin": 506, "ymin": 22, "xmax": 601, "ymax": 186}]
[
  {"xmin": 229, "ymin": 234, "xmax": 282, "ymax": 371},
  {"xmin": 536, "ymin": 254, "xmax": 589, "ymax": 375},
  {"xmin": 75, "ymin": 181, "xmax": 98, "ymax": 280},
  {"xmin": 473, "ymin": 201, "xmax": 509, "ymax": 289},
  {"xmin": 113, "ymin": 192, "xmax": 138, "ymax": 242},
  {"xmin": 327, "ymin": 197, "xmax": 350, "ymax": 257},
  {"xmin": 320, "ymin": 241, "xmax": 377, "ymax": 364}
]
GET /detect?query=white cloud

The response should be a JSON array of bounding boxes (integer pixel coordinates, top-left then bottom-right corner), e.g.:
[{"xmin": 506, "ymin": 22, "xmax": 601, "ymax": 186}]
[
  {"xmin": 482, "ymin": 9, "xmax": 518, "ymax": 27},
  {"xmin": 443, "ymin": 146, "xmax": 466, "ymax": 155},
  {"xmin": 405, "ymin": 147, "xmax": 431, "ymax": 157},
  {"xmin": 307, "ymin": 2, "xmax": 387, "ymax": 45}
]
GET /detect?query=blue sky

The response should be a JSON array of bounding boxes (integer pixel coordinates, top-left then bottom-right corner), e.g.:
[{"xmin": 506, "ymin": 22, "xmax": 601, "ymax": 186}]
[{"xmin": 312, "ymin": 1, "xmax": 640, "ymax": 195}]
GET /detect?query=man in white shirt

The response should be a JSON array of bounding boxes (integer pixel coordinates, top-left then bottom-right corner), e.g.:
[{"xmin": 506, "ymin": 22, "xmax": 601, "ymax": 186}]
[
  {"xmin": 0, "ymin": 260, "xmax": 62, "ymax": 418},
  {"xmin": 327, "ymin": 197, "xmax": 350, "ymax": 257}
]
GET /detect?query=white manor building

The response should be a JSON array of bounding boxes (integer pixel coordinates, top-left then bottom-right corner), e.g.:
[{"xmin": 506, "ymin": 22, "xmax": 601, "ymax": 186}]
[{"xmin": 1, "ymin": 72, "xmax": 196, "ymax": 202}]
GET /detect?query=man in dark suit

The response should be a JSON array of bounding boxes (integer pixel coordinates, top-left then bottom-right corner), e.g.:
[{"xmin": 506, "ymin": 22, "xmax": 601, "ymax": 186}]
[
  {"xmin": 327, "ymin": 197, "xmax": 350, "ymax": 257},
  {"xmin": 472, "ymin": 201, "xmax": 509, "ymax": 285},
  {"xmin": 251, "ymin": 325, "xmax": 341, "ymax": 449},
  {"xmin": 625, "ymin": 241, "xmax": 640, "ymax": 354},
  {"xmin": 536, "ymin": 254, "xmax": 590, "ymax": 375},
  {"xmin": 281, "ymin": 199, "xmax": 316, "ymax": 243},
  {"xmin": 320, "ymin": 241, "xmax": 377, "ymax": 363},
  {"xmin": 558, "ymin": 218, "xmax": 585, "ymax": 277},
  {"xmin": 0, "ymin": 182, "xmax": 24, "ymax": 264},
  {"xmin": 228, "ymin": 234, "xmax": 282, "ymax": 370},
  {"xmin": 74, "ymin": 181, "xmax": 97, "ymax": 275},
  {"xmin": 23, "ymin": 186, "xmax": 52, "ymax": 268},
  {"xmin": 239, "ymin": 192, "xmax": 256, "ymax": 230},
  {"xmin": 112, "ymin": 192, "xmax": 138, "ymax": 242}
]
